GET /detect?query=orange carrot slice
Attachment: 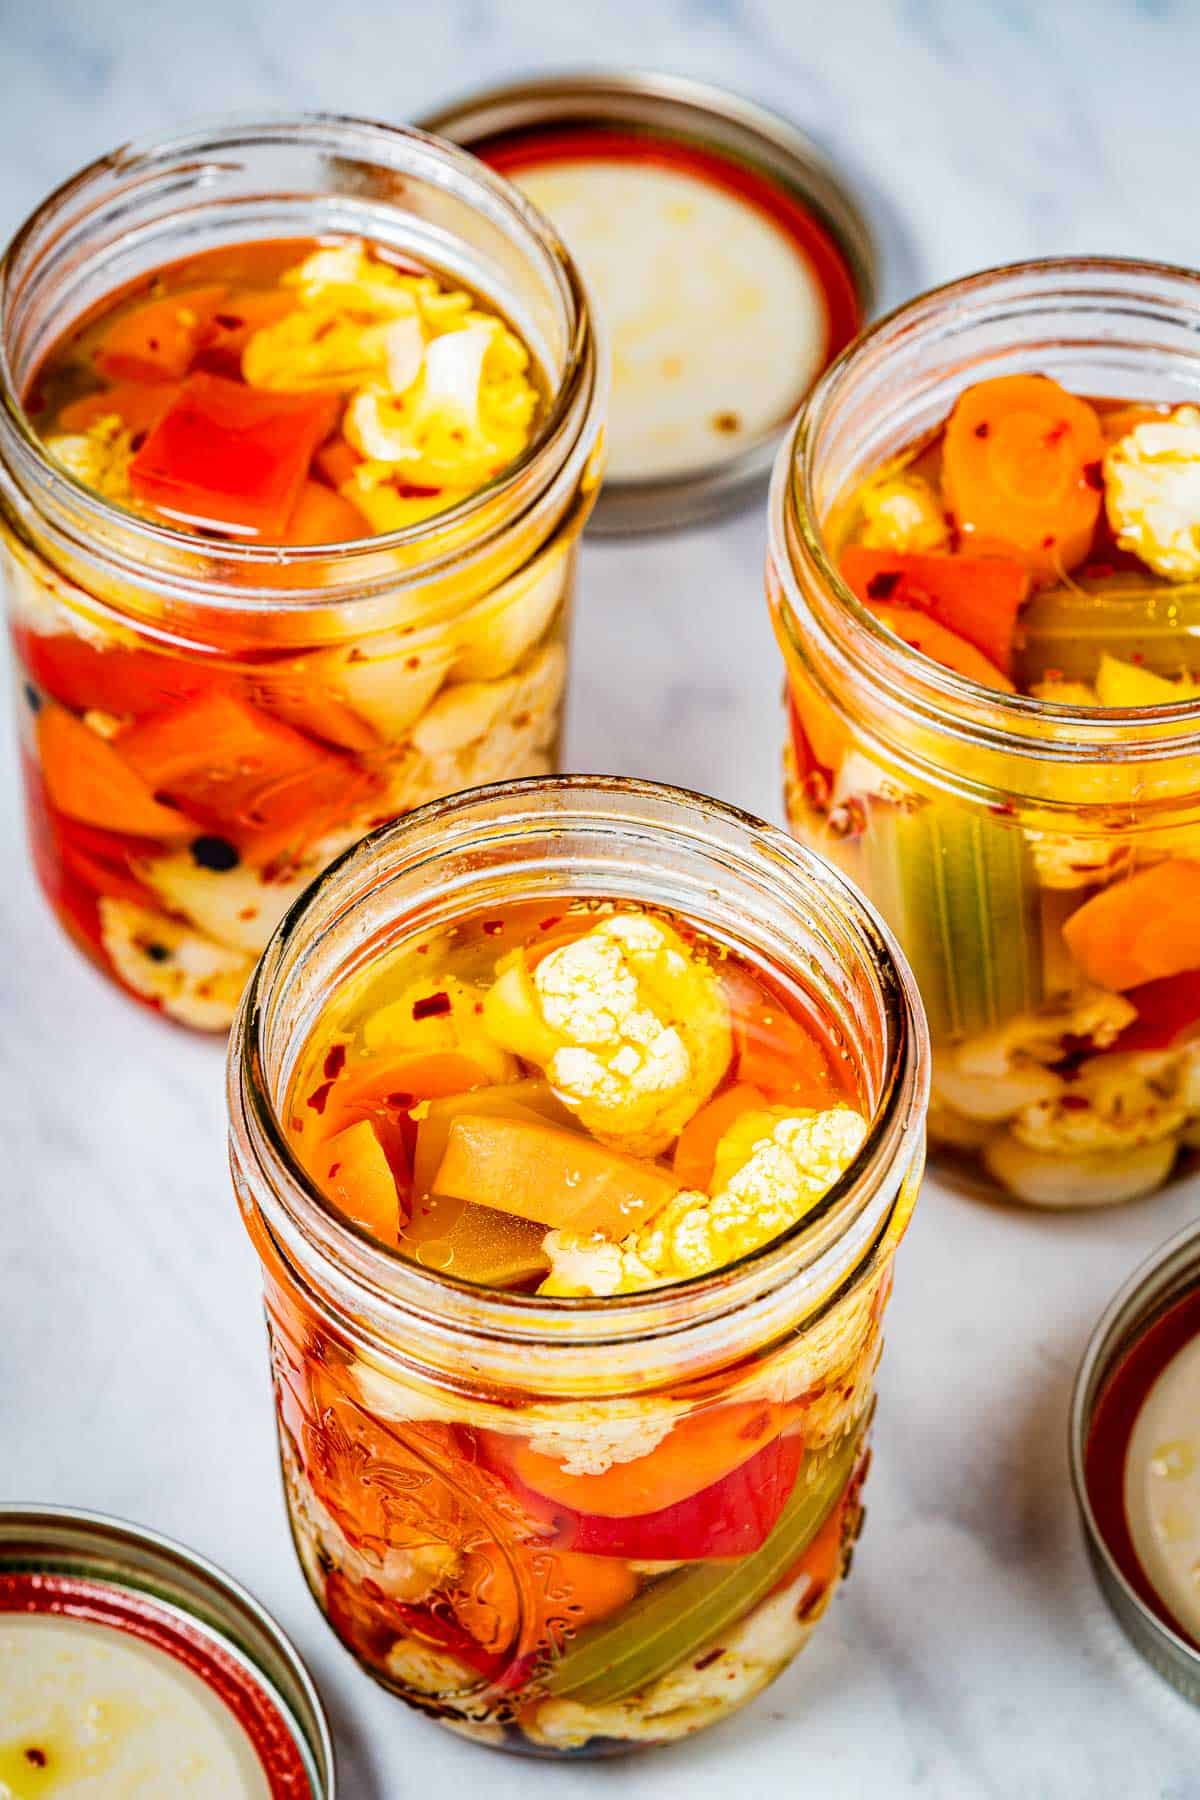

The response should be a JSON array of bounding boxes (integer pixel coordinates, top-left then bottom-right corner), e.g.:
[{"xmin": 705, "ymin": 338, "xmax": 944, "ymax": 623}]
[
  {"xmin": 315, "ymin": 1050, "xmax": 497, "ymax": 1144},
  {"xmin": 58, "ymin": 381, "xmax": 183, "ymax": 436},
  {"xmin": 673, "ymin": 1084, "xmax": 766, "ymax": 1190},
  {"xmin": 433, "ymin": 1115, "xmax": 679, "ymax": 1237},
  {"xmin": 840, "ymin": 546, "xmax": 1030, "ymax": 676},
  {"xmin": 1062, "ymin": 862, "xmax": 1200, "ymax": 990},
  {"xmin": 313, "ymin": 1119, "xmax": 402, "ymax": 1243},
  {"xmin": 942, "ymin": 375, "xmax": 1104, "ymax": 579},
  {"xmin": 314, "ymin": 437, "xmax": 363, "ymax": 490},
  {"xmin": 412, "ymin": 1080, "xmax": 572, "ymax": 1197},
  {"xmin": 489, "ymin": 1401, "xmax": 796, "ymax": 1517},
  {"xmin": 281, "ymin": 479, "xmax": 369, "ymax": 546},
  {"xmin": 36, "ymin": 705, "xmax": 191, "ymax": 840},
  {"xmin": 866, "ymin": 601, "xmax": 1017, "ymax": 691},
  {"xmin": 95, "ymin": 285, "xmax": 228, "ymax": 382}
]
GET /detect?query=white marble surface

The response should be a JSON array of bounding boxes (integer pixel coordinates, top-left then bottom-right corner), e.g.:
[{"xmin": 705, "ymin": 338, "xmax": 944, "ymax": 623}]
[{"xmin": 3, "ymin": 1, "xmax": 1200, "ymax": 1794}]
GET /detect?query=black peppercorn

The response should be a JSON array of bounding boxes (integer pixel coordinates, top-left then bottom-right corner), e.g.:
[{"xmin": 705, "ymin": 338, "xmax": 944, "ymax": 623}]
[{"xmin": 189, "ymin": 835, "xmax": 240, "ymax": 871}]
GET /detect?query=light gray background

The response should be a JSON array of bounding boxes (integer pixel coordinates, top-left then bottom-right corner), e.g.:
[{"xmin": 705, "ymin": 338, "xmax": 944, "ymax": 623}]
[{"xmin": 3, "ymin": 2, "xmax": 1200, "ymax": 1794}]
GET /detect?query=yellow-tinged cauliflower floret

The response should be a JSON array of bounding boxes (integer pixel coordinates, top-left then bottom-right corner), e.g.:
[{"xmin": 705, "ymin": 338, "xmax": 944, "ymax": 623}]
[
  {"xmin": 361, "ymin": 973, "xmax": 518, "ymax": 1085},
  {"xmin": 1104, "ymin": 405, "xmax": 1200, "ymax": 579},
  {"xmin": 540, "ymin": 1104, "xmax": 867, "ymax": 1296},
  {"xmin": 242, "ymin": 239, "xmax": 539, "ymax": 518},
  {"xmin": 99, "ymin": 897, "xmax": 254, "ymax": 1031},
  {"xmin": 931, "ymin": 987, "xmax": 1136, "ymax": 1125},
  {"xmin": 482, "ymin": 913, "xmax": 732, "ymax": 1156},
  {"xmin": 1009, "ymin": 1049, "xmax": 1193, "ymax": 1155},
  {"xmin": 46, "ymin": 416, "xmax": 136, "ymax": 503},
  {"xmin": 857, "ymin": 472, "xmax": 949, "ymax": 553}
]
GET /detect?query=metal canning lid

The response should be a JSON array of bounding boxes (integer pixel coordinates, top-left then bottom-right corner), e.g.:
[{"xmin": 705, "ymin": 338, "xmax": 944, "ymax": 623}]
[
  {"xmin": 420, "ymin": 70, "xmax": 877, "ymax": 533},
  {"xmin": 1070, "ymin": 1222, "xmax": 1200, "ymax": 1707},
  {"xmin": 0, "ymin": 1506, "xmax": 335, "ymax": 1794}
]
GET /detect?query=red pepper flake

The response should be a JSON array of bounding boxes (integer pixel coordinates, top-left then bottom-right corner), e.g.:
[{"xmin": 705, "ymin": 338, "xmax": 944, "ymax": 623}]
[
  {"xmin": 306, "ymin": 1080, "xmax": 334, "ymax": 1115},
  {"xmin": 1044, "ymin": 420, "xmax": 1070, "ymax": 446},
  {"xmin": 1060, "ymin": 1094, "xmax": 1091, "ymax": 1112},
  {"xmin": 482, "ymin": 919, "xmax": 505, "ymax": 936},
  {"xmin": 865, "ymin": 570, "xmax": 902, "ymax": 600},
  {"xmin": 327, "ymin": 1161, "xmax": 342, "ymax": 1180},
  {"xmin": 973, "ymin": 421, "xmax": 990, "ymax": 439},
  {"xmin": 214, "ymin": 313, "xmax": 244, "ymax": 330},
  {"xmin": 386, "ymin": 1092, "xmax": 415, "ymax": 1109},
  {"xmin": 1083, "ymin": 460, "xmax": 1104, "ymax": 492},
  {"xmin": 1042, "ymin": 534, "xmax": 1056, "ymax": 549},
  {"xmin": 412, "ymin": 991, "xmax": 452, "ymax": 1021},
  {"xmin": 736, "ymin": 1406, "xmax": 771, "ymax": 1441},
  {"xmin": 405, "ymin": 655, "xmax": 422, "ymax": 671},
  {"xmin": 323, "ymin": 1043, "xmax": 347, "ymax": 1081},
  {"xmin": 539, "ymin": 915, "xmax": 563, "ymax": 932},
  {"xmin": 396, "ymin": 482, "xmax": 442, "ymax": 498},
  {"xmin": 693, "ymin": 1648, "xmax": 725, "ymax": 1671}
]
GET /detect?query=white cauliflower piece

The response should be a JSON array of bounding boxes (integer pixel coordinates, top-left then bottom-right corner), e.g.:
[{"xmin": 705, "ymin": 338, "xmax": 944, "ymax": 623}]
[
  {"xmin": 1009, "ymin": 1050, "xmax": 1189, "ymax": 1154},
  {"xmin": 529, "ymin": 1565, "xmax": 822, "ymax": 1749},
  {"xmin": 857, "ymin": 472, "xmax": 949, "ymax": 553},
  {"xmin": 99, "ymin": 897, "xmax": 254, "ymax": 1030},
  {"xmin": 136, "ymin": 850, "xmax": 315, "ymax": 956},
  {"xmin": 449, "ymin": 542, "xmax": 568, "ymax": 681},
  {"xmin": 540, "ymin": 1105, "xmax": 867, "ymax": 1295},
  {"xmin": 483, "ymin": 912, "xmax": 732, "ymax": 1157},
  {"xmin": 1104, "ymin": 405, "xmax": 1200, "ymax": 579},
  {"xmin": 522, "ymin": 1403, "xmax": 677, "ymax": 1477},
  {"xmin": 46, "ymin": 416, "xmax": 136, "ymax": 503},
  {"xmin": 1023, "ymin": 827, "xmax": 1132, "ymax": 891},
  {"xmin": 385, "ymin": 1637, "xmax": 481, "ymax": 1701},
  {"xmin": 983, "ymin": 1131, "xmax": 1178, "ymax": 1208}
]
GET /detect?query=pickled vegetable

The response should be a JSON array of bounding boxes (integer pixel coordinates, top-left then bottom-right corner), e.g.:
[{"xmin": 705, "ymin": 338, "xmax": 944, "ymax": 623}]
[
  {"xmin": 1018, "ymin": 572, "xmax": 1200, "ymax": 687},
  {"xmin": 538, "ymin": 1422, "xmax": 863, "ymax": 1704},
  {"xmin": 864, "ymin": 797, "xmax": 1042, "ymax": 1041}
]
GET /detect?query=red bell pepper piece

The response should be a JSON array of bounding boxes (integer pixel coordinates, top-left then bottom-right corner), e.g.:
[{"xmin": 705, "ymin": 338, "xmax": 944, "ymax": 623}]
[
  {"xmin": 15, "ymin": 627, "xmax": 234, "ymax": 719},
  {"xmin": 129, "ymin": 372, "xmax": 339, "ymax": 538},
  {"xmin": 1114, "ymin": 970, "xmax": 1200, "ymax": 1052},
  {"xmin": 482, "ymin": 1430, "xmax": 805, "ymax": 1561},
  {"xmin": 840, "ymin": 545, "xmax": 1029, "ymax": 677},
  {"xmin": 115, "ymin": 689, "xmax": 375, "ymax": 865}
]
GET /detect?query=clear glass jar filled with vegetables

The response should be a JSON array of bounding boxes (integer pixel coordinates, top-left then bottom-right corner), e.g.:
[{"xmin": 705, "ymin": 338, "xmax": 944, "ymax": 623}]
[
  {"xmin": 0, "ymin": 117, "xmax": 603, "ymax": 1030},
  {"xmin": 228, "ymin": 778, "xmax": 928, "ymax": 1756},
  {"xmin": 768, "ymin": 258, "xmax": 1200, "ymax": 1209}
]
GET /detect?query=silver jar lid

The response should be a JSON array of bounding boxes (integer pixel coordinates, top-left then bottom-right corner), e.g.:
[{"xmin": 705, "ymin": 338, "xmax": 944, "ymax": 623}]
[
  {"xmin": 420, "ymin": 70, "xmax": 878, "ymax": 533},
  {"xmin": 0, "ymin": 1506, "xmax": 335, "ymax": 1793},
  {"xmin": 1070, "ymin": 1222, "xmax": 1200, "ymax": 1707}
]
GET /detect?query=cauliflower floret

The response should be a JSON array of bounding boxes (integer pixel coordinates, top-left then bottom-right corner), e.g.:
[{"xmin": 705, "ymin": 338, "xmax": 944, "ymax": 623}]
[
  {"xmin": 522, "ymin": 1402, "xmax": 677, "ymax": 1477},
  {"xmin": 483, "ymin": 913, "xmax": 732, "ymax": 1156},
  {"xmin": 46, "ymin": 416, "xmax": 136, "ymax": 503},
  {"xmin": 540, "ymin": 1105, "xmax": 867, "ymax": 1295},
  {"xmin": 1023, "ymin": 828, "xmax": 1133, "ymax": 892},
  {"xmin": 99, "ymin": 897, "xmax": 254, "ymax": 1031},
  {"xmin": 933, "ymin": 988, "xmax": 1136, "ymax": 1134},
  {"xmin": 136, "ymin": 850, "xmax": 316, "ymax": 957},
  {"xmin": 1009, "ymin": 1050, "xmax": 1189, "ymax": 1154},
  {"xmin": 857, "ymin": 472, "xmax": 949, "ymax": 553},
  {"xmin": 982, "ymin": 1131, "xmax": 1178, "ymax": 1208},
  {"xmin": 1104, "ymin": 405, "xmax": 1200, "ymax": 579},
  {"xmin": 360, "ymin": 973, "xmax": 517, "ymax": 1085},
  {"xmin": 528, "ymin": 1565, "xmax": 821, "ymax": 1749}
]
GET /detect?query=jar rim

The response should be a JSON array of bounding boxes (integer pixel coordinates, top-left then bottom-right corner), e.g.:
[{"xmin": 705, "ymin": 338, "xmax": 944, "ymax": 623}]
[
  {"xmin": 227, "ymin": 775, "xmax": 929, "ymax": 1349},
  {"xmin": 0, "ymin": 111, "xmax": 599, "ymax": 610},
  {"xmin": 772, "ymin": 254, "xmax": 1200, "ymax": 761}
]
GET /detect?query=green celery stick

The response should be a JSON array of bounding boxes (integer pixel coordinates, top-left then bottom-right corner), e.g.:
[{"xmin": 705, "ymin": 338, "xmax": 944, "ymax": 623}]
[
  {"xmin": 864, "ymin": 799, "xmax": 1043, "ymax": 1044},
  {"xmin": 539, "ymin": 1423, "xmax": 863, "ymax": 1707},
  {"xmin": 1018, "ymin": 574, "xmax": 1200, "ymax": 687}
]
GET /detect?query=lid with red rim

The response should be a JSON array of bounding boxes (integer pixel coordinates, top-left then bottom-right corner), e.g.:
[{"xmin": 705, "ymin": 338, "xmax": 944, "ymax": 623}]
[
  {"xmin": 1071, "ymin": 1224, "xmax": 1200, "ymax": 1707},
  {"xmin": 0, "ymin": 1508, "xmax": 334, "ymax": 1796},
  {"xmin": 421, "ymin": 72, "xmax": 877, "ymax": 532}
]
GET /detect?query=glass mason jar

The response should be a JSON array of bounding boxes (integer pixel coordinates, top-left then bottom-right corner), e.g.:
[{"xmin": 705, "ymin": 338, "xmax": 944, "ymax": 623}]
[
  {"xmin": 767, "ymin": 259, "xmax": 1200, "ymax": 1211},
  {"xmin": 228, "ymin": 778, "xmax": 928, "ymax": 1757},
  {"xmin": 0, "ymin": 117, "xmax": 604, "ymax": 1031}
]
